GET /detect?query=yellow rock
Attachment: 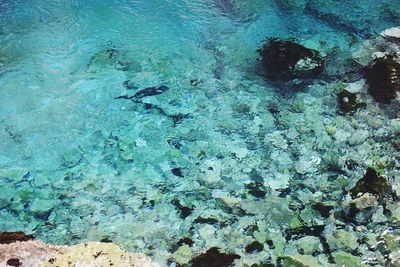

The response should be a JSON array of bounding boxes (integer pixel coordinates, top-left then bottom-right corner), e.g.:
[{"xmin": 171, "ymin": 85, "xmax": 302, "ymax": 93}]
[{"xmin": 43, "ymin": 242, "xmax": 159, "ymax": 267}]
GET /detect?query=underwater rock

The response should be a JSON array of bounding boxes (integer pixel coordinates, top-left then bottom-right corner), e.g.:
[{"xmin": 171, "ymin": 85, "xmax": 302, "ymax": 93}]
[
  {"xmin": 258, "ymin": 39, "xmax": 324, "ymax": 81},
  {"xmin": 365, "ymin": 55, "xmax": 400, "ymax": 103},
  {"xmin": 381, "ymin": 27, "xmax": 400, "ymax": 42},
  {"xmin": 176, "ymin": 237, "xmax": 194, "ymax": 247},
  {"xmin": 337, "ymin": 90, "xmax": 366, "ymax": 114},
  {"xmin": 341, "ymin": 193, "xmax": 379, "ymax": 224},
  {"xmin": 331, "ymin": 251, "xmax": 363, "ymax": 267},
  {"xmin": 172, "ymin": 245, "xmax": 193, "ymax": 265},
  {"xmin": 312, "ymin": 203, "xmax": 333, "ymax": 218},
  {"xmin": 245, "ymin": 182, "xmax": 269, "ymax": 198},
  {"xmin": 171, "ymin": 198, "xmax": 194, "ymax": 219},
  {"xmin": 323, "ymin": 51, "xmax": 363, "ymax": 82},
  {"xmin": 87, "ymin": 46, "xmax": 139, "ymax": 73},
  {"xmin": 189, "ymin": 247, "xmax": 240, "ymax": 267},
  {"xmin": 285, "ymin": 225, "xmax": 325, "ymax": 240},
  {"xmin": 294, "ymin": 236, "xmax": 322, "ymax": 255},
  {"xmin": 245, "ymin": 241, "xmax": 264, "ymax": 253},
  {"xmin": 29, "ymin": 198, "xmax": 57, "ymax": 218},
  {"xmin": 326, "ymin": 229, "xmax": 359, "ymax": 252},
  {"xmin": 171, "ymin": 167, "xmax": 184, "ymax": 177},
  {"xmin": 350, "ymin": 168, "xmax": 393, "ymax": 198},
  {"xmin": 350, "ymin": 193, "xmax": 379, "ymax": 210},
  {"xmin": 387, "ymin": 203, "xmax": 400, "ymax": 222},
  {"xmin": 281, "ymin": 254, "xmax": 321, "ymax": 267},
  {"xmin": 0, "ymin": 232, "xmax": 33, "ymax": 244}
]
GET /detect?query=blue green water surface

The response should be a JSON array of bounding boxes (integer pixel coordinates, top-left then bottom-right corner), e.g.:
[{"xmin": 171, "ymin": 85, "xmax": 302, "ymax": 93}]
[{"xmin": 1, "ymin": 0, "xmax": 400, "ymax": 266}]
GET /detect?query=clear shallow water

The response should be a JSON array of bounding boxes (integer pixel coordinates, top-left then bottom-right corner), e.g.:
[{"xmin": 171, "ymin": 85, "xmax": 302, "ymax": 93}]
[{"xmin": 0, "ymin": 0, "xmax": 400, "ymax": 266}]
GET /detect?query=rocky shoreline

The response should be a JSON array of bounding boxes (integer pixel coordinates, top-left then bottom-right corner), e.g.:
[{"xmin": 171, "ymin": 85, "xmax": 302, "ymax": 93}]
[{"xmin": 0, "ymin": 232, "xmax": 159, "ymax": 267}]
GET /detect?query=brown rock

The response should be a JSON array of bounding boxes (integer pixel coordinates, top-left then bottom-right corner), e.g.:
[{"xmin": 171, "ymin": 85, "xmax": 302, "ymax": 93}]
[{"xmin": 0, "ymin": 232, "xmax": 34, "ymax": 244}]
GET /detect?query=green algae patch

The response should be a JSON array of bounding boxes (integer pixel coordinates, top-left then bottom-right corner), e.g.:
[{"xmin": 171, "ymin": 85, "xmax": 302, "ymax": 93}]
[
  {"xmin": 331, "ymin": 251, "xmax": 364, "ymax": 267},
  {"xmin": 282, "ymin": 255, "xmax": 322, "ymax": 267}
]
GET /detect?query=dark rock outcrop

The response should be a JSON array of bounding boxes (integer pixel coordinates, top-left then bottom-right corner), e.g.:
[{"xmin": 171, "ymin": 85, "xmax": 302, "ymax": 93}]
[
  {"xmin": 245, "ymin": 182, "xmax": 269, "ymax": 198},
  {"xmin": 350, "ymin": 168, "xmax": 393, "ymax": 198},
  {"xmin": 190, "ymin": 247, "xmax": 240, "ymax": 267},
  {"xmin": 245, "ymin": 241, "xmax": 264, "ymax": 253},
  {"xmin": 0, "ymin": 232, "xmax": 33, "ymax": 244},
  {"xmin": 258, "ymin": 39, "xmax": 324, "ymax": 81},
  {"xmin": 365, "ymin": 55, "xmax": 400, "ymax": 103},
  {"xmin": 337, "ymin": 90, "xmax": 366, "ymax": 114}
]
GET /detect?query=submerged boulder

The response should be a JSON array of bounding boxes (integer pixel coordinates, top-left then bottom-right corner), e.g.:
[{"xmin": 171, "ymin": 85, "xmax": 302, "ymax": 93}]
[
  {"xmin": 258, "ymin": 39, "xmax": 324, "ymax": 81},
  {"xmin": 337, "ymin": 90, "xmax": 366, "ymax": 114},
  {"xmin": 86, "ymin": 46, "xmax": 140, "ymax": 73},
  {"xmin": 365, "ymin": 54, "xmax": 400, "ymax": 103},
  {"xmin": 282, "ymin": 255, "xmax": 322, "ymax": 267},
  {"xmin": 381, "ymin": 27, "xmax": 400, "ymax": 43},
  {"xmin": 350, "ymin": 168, "xmax": 393, "ymax": 198},
  {"xmin": 189, "ymin": 247, "xmax": 240, "ymax": 267}
]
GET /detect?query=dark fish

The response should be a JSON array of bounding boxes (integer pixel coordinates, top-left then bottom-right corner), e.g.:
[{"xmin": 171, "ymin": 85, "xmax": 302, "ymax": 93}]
[
  {"xmin": 114, "ymin": 85, "xmax": 169, "ymax": 100},
  {"xmin": 133, "ymin": 85, "xmax": 169, "ymax": 99}
]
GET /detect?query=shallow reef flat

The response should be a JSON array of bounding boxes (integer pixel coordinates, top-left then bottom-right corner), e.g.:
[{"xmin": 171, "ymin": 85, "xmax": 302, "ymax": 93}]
[{"xmin": 0, "ymin": 0, "xmax": 400, "ymax": 266}]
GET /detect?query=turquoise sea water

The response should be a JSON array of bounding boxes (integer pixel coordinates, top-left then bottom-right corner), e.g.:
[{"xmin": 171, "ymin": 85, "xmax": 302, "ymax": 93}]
[{"xmin": 1, "ymin": 0, "xmax": 400, "ymax": 266}]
